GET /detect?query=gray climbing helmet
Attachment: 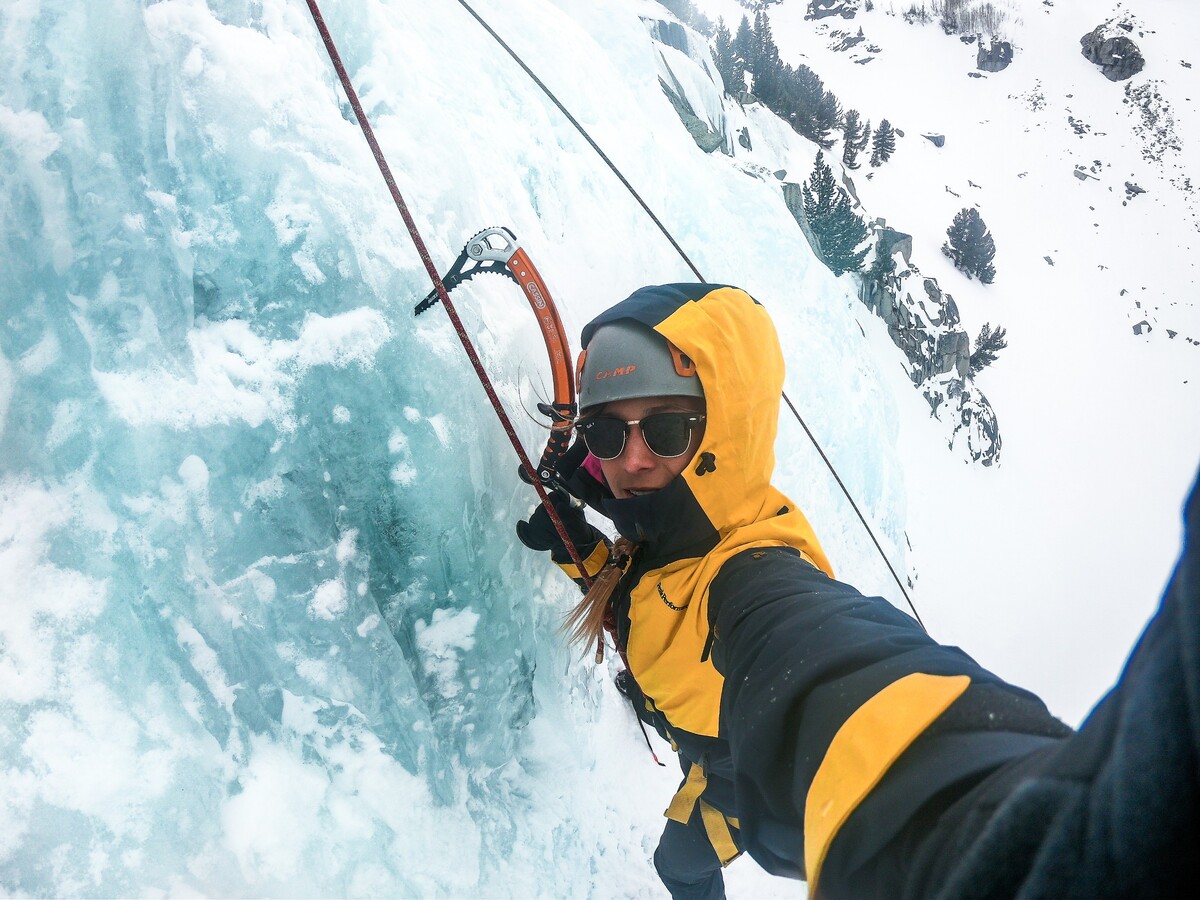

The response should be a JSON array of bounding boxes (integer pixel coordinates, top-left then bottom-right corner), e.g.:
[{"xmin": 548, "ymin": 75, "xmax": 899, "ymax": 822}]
[{"xmin": 576, "ymin": 319, "xmax": 703, "ymax": 411}]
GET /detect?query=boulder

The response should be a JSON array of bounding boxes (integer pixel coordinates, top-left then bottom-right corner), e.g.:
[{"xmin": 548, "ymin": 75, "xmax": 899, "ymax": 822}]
[
  {"xmin": 875, "ymin": 226, "xmax": 913, "ymax": 267},
  {"xmin": 977, "ymin": 39, "xmax": 1013, "ymax": 73},
  {"xmin": 781, "ymin": 183, "xmax": 824, "ymax": 265},
  {"xmin": 923, "ymin": 133, "xmax": 946, "ymax": 147},
  {"xmin": 1080, "ymin": 24, "xmax": 1146, "ymax": 81},
  {"xmin": 645, "ymin": 19, "xmax": 690, "ymax": 56},
  {"xmin": 807, "ymin": 0, "xmax": 857, "ymax": 20},
  {"xmin": 658, "ymin": 77, "xmax": 724, "ymax": 153}
]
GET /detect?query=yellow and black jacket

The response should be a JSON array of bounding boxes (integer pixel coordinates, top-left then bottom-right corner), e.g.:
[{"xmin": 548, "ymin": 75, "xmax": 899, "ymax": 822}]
[{"xmin": 559, "ymin": 284, "xmax": 1071, "ymax": 897}]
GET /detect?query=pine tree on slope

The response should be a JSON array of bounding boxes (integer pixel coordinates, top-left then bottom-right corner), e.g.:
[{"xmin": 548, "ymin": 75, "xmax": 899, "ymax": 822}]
[
  {"xmin": 842, "ymin": 109, "xmax": 865, "ymax": 168},
  {"xmin": 712, "ymin": 19, "xmax": 743, "ymax": 95},
  {"xmin": 969, "ymin": 323, "xmax": 1008, "ymax": 375},
  {"xmin": 733, "ymin": 16, "xmax": 757, "ymax": 89},
  {"xmin": 870, "ymin": 118, "xmax": 896, "ymax": 166},
  {"xmin": 803, "ymin": 151, "xmax": 869, "ymax": 276},
  {"xmin": 943, "ymin": 207, "xmax": 997, "ymax": 284}
]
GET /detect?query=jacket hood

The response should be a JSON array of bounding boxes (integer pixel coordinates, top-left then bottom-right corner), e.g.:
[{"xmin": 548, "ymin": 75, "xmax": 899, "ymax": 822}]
[
  {"xmin": 581, "ymin": 284, "xmax": 791, "ymax": 565},
  {"xmin": 579, "ymin": 284, "xmax": 834, "ymax": 736}
]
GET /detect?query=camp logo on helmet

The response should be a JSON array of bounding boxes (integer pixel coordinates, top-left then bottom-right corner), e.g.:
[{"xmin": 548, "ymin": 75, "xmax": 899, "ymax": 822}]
[{"xmin": 595, "ymin": 365, "xmax": 637, "ymax": 380}]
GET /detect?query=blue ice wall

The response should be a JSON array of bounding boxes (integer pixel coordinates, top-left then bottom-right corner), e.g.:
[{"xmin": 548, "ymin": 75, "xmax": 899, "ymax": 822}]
[
  {"xmin": 0, "ymin": 3, "xmax": 566, "ymax": 894},
  {"xmin": 0, "ymin": 1, "xmax": 900, "ymax": 895}
]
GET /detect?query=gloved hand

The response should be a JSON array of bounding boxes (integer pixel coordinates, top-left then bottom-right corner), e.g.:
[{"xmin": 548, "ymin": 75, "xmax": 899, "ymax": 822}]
[{"xmin": 516, "ymin": 490, "xmax": 604, "ymax": 563}]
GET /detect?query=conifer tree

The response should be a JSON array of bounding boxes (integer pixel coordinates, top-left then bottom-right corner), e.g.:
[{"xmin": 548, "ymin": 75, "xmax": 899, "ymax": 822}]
[
  {"xmin": 733, "ymin": 15, "xmax": 757, "ymax": 86},
  {"xmin": 722, "ymin": 11, "xmax": 846, "ymax": 150},
  {"xmin": 842, "ymin": 109, "xmax": 865, "ymax": 168},
  {"xmin": 868, "ymin": 243, "xmax": 897, "ymax": 287},
  {"xmin": 802, "ymin": 152, "xmax": 869, "ymax": 276},
  {"xmin": 943, "ymin": 207, "xmax": 997, "ymax": 283},
  {"xmin": 870, "ymin": 119, "xmax": 897, "ymax": 166},
  {"xmin": 857, "ymin": 118, "xmax": 872, "ymax": 154},
  {"xmin": 712, "ymin": 19, "xmax": 742, "ymax": 94},
  {"xmin": 748, "ymin": 10, "xmax": 786, "ymax": 108},
  {"xmin": 815, "ymin": 90, "xmax": 843, "ymax": 149},
  {"xmin": 969, "ymin": 323, "xmax": 1008, "ymax": 375}
]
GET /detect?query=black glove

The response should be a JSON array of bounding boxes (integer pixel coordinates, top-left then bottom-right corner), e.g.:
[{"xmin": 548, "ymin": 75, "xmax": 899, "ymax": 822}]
[{"xmin": 516, "ymin": 490, "xmax": 604, "ymax": 563}]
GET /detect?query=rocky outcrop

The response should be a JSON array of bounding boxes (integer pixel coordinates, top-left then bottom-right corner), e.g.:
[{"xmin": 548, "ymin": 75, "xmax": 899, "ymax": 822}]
[
  {"xmin": 923, "ymin": 375, "xmax": 1002, "ymax": 466},
  {"xmin": 874, "ymin": 225, "xmax": 912, "ymax": 267},
  {"xmin": 976, "ymin": 38, "xmax": 1013, "ymax": 73},
  {"xmin": 645, "ymin": 19, "xmax": 690, "ymax": 56},
  {"xmin": 662, "ymin": 84, "xmax": 724, "ymax": 152},
  {"xmin": 1081, "ymin": 23, "xmax": 1146, "ymax": 81},
  {"xmin": 807, "ymin": 0, "xmax": 858, "ymax": 21},
  {"xmin": 861, "ymin": 270, "xmax": 967, "ymax": 384},
  {"xmin": 781, "ymin": 182, "xmax": 825, "ymax": 268},
  {"xmin": 658, "ymin": 78, "xmax": 724, "ymax": 153},
  {"xmin": 859, "ymin": 248, "xmax": 1000, "ymax": 465}
]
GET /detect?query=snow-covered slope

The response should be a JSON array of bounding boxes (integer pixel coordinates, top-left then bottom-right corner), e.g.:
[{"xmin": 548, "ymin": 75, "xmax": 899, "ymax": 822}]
[{"xmin": 692, "ymin": 0, "xmax": 1199, "ymax": 725}]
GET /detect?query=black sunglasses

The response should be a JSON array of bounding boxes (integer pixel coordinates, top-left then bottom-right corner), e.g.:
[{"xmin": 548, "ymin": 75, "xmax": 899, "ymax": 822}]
[{"xmin": 576, "ymin": 412, "xmax": 706, "ymax": 461}]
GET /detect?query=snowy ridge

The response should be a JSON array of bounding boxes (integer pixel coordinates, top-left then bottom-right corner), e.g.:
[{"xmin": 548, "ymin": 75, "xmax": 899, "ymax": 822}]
[
  {"xmin": 644, "ymin": 6, "xmax": 1001, "ymax": 463},
  {"xmin": 691, "ymin": 0, "xmax": 1199, "ymax": 726}
]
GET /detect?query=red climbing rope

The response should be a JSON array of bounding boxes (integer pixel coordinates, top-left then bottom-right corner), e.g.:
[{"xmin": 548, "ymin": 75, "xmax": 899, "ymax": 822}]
[{"xmin": 303, "ymin": 0, "xmax": 594, "ymax": 586}]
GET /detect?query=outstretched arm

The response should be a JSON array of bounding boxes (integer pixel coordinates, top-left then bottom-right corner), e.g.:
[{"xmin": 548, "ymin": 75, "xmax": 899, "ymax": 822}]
[{"xmin": 707, "ymin": 547, "xmax": 1070, "ymax": 896}]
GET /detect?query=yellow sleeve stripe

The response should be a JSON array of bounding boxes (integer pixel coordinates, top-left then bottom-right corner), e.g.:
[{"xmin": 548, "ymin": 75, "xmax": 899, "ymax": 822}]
[
  {"xmin": 804, "ymin": 673, "xmax": 970, "ymax": 896},
  {"xmin": 555, "ymin": 541, "xmax": 610, "ymax": 580}
]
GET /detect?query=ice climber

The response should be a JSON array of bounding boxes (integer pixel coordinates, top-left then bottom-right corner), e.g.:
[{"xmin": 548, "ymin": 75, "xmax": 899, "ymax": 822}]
[{"xmin": 516, "ymin": 283, "xmax": 1200, "ymax": 899}]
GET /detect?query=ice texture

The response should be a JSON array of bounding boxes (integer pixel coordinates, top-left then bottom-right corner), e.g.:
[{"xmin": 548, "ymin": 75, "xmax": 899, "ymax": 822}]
[{"xmin": 1, "ymin": 0, "xmax": 901, "ymax": 894}]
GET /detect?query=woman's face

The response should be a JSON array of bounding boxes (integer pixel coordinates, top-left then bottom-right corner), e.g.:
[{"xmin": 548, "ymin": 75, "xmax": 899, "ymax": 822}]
[{"xmin": 592, "ymin": 395, "xmax": 706, "ymax": 500}]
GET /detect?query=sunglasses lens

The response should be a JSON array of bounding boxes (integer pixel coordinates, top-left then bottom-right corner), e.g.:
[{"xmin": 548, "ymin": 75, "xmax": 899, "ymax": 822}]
[
  {"xmin": 579, "ymin": 417, "xmax": 627, "ymax": 460},
  {"xmin": 579, "ymin": 413, "xmax": 702, "ymax": 461},
  {"xmin": 641, "ymin": 413, "xmax": 696, "ymax": 458}
]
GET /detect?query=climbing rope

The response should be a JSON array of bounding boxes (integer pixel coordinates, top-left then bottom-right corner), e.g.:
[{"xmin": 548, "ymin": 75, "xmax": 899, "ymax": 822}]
[
  {"xmin": 453, "ymin": 0, "xmax": 706, "ymax": 283},
  {"xmin": 453, "ymin": 0, "xmax": 924, "ymax": 627},
  {"xmin": 303, "ymin": 0, "xmax": 593, "ymax": 587}
]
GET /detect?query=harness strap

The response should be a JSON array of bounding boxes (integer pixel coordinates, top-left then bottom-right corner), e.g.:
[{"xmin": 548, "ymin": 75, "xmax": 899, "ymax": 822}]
[
  {"xmin": 664, "ymin": 762, "xmax": 708, "ymax": 823},
  {"xmin": 665, "ymin": 762, "xmax": 743, "ymax": 867},
  {"xmin": 699, "ymin": 800, "xmax": 741, "ymax": 866}
]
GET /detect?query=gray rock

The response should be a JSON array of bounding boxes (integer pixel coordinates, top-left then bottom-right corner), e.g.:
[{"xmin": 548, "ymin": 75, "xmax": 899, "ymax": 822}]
[
  {"xmin": 644, "ymin": 19, "xmax": 690, "ymax": 56},
  {"xmin": 923, "ymin": 133, "xmax": 946, "ymax": 147},
  {"xmin": 739, "ymin": 127, "xmax": 752, "ymax": 150},
  {"xmin": 658, "ymin": 77, "xmax": 725, "ymax": 153},
  {"xmin": 875, "ymin": 226, "xmax": 913, "ymax": 265},
  {"xmin": 807, "ymin": 0, "xmax": 858, "ymax": 21},
  {"xmin": 831, "ymin": 28, "xmax": 866, "ymax": 52},
  {"xmin": 781, "ymin": 183, "xmax": 824, "ymax": 265},
  {"xmin": 977, "ymin": 39, "xmax": 1014, "ymax": 73},
  {"xmin": 1081, "ymin": 25, "xmax": 1146, "ymax": 81}
]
